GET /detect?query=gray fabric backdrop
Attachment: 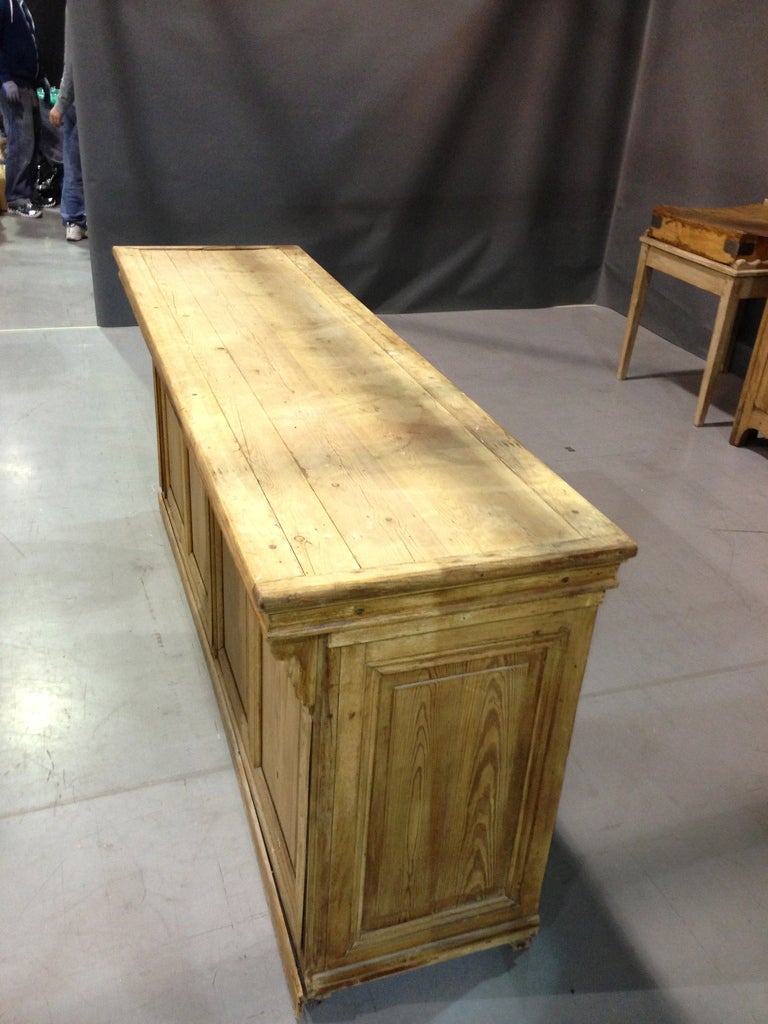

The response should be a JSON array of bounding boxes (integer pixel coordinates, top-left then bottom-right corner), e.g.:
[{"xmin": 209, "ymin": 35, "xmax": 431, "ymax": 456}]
[
  {"xmin": 69, "ymin": 0, "xmax": 768, "ymax": 364},
  {"xmin": 598, "ymin": 0, "xmax": 768, "ymax": 368}
]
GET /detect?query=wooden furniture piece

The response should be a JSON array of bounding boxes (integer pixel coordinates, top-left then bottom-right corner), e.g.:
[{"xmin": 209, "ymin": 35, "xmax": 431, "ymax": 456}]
[
  {"xmin": 115, "ymin": 245, "xmax": 636, "ymax": 1014},
  {"xmin": 617, "ymin": 227, "xmax": 768, "ymax": 426},
  {"xmin": 649, "ymin": 203, "xmax": 768, "ymax": 264},
  {"xmin": 731, "ymin": 299, "xmax": 768, "ymax": 445}
]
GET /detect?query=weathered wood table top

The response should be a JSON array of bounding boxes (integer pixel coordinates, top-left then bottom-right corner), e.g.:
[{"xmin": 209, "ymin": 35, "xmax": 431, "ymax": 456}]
[{"xmin": 115, "ymin": 245, "xmax": 636, "ymax": 622}]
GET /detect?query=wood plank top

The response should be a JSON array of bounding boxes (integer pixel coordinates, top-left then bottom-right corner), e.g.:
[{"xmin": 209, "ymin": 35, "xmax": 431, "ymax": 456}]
[
  {"xmin": 651, "ymin": 203, "xmax": 768, "ymax": 234},
  {"xmin": 115, "ymin": 245, "xmax": 636, "ymax": 614}
]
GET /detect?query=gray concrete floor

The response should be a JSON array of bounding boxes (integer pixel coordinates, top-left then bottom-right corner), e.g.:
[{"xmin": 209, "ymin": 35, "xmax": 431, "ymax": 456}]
[{"xmin": 2, "ymin": 210, "xmax": 767, "ymax": 1023}]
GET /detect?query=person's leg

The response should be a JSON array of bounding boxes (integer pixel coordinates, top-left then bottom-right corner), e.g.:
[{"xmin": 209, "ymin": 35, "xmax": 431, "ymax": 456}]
[
  {"xmin": 38, "ymin": 103, "xmax": 62, "ymax": 166},
  {"xmin": 0, "ymin": 86, "xmax": 39, "ymax": 207},
  {"xmin": 35, "ymin": 103, "xmax": 63, "ymax": 206},
  {"xmin": 61, "ymin": 105, "xmax": 86, "ymax": 238}
]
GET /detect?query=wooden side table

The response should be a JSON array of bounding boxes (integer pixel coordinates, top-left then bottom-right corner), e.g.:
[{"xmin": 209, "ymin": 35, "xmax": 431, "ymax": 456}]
[
  {"xmin": 731, "ymin": 300, "xmax": 768, "ymax": 444},
  {"xmin": 617, "ymin": 233, "xmax": 768, "ymax": 425}
]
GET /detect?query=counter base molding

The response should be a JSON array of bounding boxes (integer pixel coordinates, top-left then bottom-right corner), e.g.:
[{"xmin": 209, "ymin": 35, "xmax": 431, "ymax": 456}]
[{"xmin": 115, "ymin": 245, "xmax": 636, "ymax": 1014}]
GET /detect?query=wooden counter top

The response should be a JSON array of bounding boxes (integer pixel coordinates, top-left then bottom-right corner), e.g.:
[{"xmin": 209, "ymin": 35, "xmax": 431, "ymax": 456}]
[{"xmin": 115, "ymin": 245, "xmax": 635, "ymax": 627}]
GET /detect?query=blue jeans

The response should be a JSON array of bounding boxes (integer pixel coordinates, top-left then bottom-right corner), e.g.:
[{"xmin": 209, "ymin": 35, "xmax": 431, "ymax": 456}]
[
  {"xmin": 0, "ymin": 83, "xmax": 39, "ymax": 203},
  {"xmin": 60, "ymin": 104, "xmax": 85, "ymax": 226}
]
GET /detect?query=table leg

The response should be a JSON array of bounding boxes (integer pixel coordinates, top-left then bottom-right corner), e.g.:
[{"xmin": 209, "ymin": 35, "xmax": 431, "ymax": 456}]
[
  {"xmin": 694, "ymin": 282, "xmax": 741, "ymax": 426},
  {"xmin": 617, "ymin": 241, "xmax": 653, "ymax": 380}
]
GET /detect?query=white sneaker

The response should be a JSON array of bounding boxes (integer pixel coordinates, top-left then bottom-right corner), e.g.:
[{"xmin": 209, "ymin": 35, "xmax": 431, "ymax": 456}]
[{"xmin": 65, "ymin": 221, "xmax": 87, "ymax": 241}]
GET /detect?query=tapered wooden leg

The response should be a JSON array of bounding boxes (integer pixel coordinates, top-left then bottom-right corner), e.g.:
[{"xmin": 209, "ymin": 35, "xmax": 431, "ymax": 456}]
[
  {"xmin": 694, "ymin": 282, "xmax": 741, "ymax": 426},
  {"xmin": 617, "ymin": 241, "xmax": 653, "ymax": 379},
  {"xmin": 730, "ymin": 298, "xmax": 768, "ymax": 443}
]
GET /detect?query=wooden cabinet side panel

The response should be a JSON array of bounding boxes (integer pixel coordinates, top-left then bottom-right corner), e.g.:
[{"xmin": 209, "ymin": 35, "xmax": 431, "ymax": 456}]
[
  {"xmin": 218, "ymin": 535, "xmax": 258, "ymax": 757},
  {"xmin": 260, "ymin": 648, "xmax": 305, "ymax": 865},
  {"xmin": 316, "ymin": 605, "xmax": 597, "ymax": 976},
  {"xmin": 155, "ymin": 375, "xmax": 214, "ymax": 638},
  {"xmin": 251, "ymin": 641, "xmax": 312, "ymax": 947},
  {"xmin": 361, "ymin": 651, "xmax": 544, "ymax": 931},
  {"xmin": 161, "ymin": 387, "xmax": 187, "ymax": 545},
  {"xmin": 189, "ymin": 460, "xmax": 212, "ymax": 601},
  {"xmin": 213, "ymin": 528, "xmax": 312, "ymax": 953},
  {"xmin": 186, "ymin": 454, "xmax": 214, "ymax": 639}
]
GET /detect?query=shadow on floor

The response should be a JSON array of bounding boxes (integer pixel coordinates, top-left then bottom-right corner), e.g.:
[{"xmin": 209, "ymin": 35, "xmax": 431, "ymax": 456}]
[{"xmin": 304, "ymin": 832, "xmax": 687, "ymax": 1024}]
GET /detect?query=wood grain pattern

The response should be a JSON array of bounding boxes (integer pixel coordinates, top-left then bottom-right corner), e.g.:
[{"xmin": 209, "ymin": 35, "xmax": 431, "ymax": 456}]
[
  {"xmin": 115, "ymin": 245, "xmax": 636, "ymax": 1012},
  {"xmin": 115, "ymin": 245, "xmax": 635, "ymax": 624},
  {"xmin": 362, "ymin": 653, "xmax": 539, "ymax": 929},
  {"xmin": 650, "ymin": 203, "xmax": 768, "ymax": 264},
  {"xmin": 261, "ymin": 646, "xmax": 304, "ymax": 868}
]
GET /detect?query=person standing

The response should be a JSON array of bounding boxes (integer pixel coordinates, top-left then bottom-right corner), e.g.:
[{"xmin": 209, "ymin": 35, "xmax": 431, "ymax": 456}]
[
  {"xmin": 0, "ymin": 0, "xmax": 47, "ymax": 218},
  {"xmin": 49, "ymin": 5, "xmax": 85, "ymax": 240}
]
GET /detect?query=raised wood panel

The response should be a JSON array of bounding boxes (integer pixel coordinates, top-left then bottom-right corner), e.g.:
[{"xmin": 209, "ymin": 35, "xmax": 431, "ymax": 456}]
[
  {"xmin": 162, "ymin": 387, "xmax": 185, "ymax": 545},
  {"xmin": 261, "ymin": 647, "xmax": 304, "ymax": 868},
  {"xmin": 252, "ymin": 642, "xmax": 312, "ymax": 946},
  {"xmin": 362, "ymin": 652, "xmax": 542, "ymax": 931},
  {"xmin": 320, "ymin": 617, "xmax": 574, "ymax": 972},
  {"xmin": 187, "ymin": 454, "xmax": 213, "ymax": 639},
  {"xmin": 189, "ymin": 459, "xmax": 210, "ymax": 589},
  {"xmin": 215, "ymin": 532, "xmax": 311, "ymax": 946},
  {"xmin": 157, "ymin": 379, "xmax": 214, "ymax": 637},
  {"xmin": 218, "ymin": 535, "xmax": 255, "ymax": 755}
]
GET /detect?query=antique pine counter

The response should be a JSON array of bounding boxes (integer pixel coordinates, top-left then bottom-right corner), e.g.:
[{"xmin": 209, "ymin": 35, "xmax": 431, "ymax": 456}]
[{"xmin": 114, "ymin": 245, "xmax": 636, "ymax": 1013}]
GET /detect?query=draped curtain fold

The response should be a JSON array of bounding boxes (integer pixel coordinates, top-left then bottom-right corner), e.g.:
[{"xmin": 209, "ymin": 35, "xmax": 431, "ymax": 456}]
[{"xmin": 71, "ymin": 0, "xmax": 767, "ymax": 356}]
